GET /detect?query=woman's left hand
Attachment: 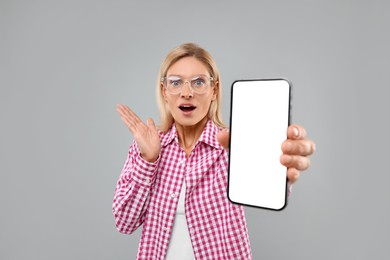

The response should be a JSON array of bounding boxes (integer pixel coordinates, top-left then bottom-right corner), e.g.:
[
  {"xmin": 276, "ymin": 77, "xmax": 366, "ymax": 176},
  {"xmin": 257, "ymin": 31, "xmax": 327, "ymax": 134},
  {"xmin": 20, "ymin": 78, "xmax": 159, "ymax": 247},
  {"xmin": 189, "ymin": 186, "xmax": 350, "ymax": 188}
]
[
  {"xmin": 280, "ymin": 124, "xmax": 315, "ymax": 184},
  {"xmin": 217, "ymin": 124, "xmax": 315, "ymax": 184}
]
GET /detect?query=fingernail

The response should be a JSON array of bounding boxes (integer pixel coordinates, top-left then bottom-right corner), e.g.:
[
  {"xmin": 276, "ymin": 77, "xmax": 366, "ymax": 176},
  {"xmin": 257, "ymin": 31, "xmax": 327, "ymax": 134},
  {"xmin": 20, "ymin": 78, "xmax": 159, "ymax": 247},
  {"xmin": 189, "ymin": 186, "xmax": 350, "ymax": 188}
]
[{"xmin": 293, "ymin": 127, "xmax": 299, "ymax": 138}]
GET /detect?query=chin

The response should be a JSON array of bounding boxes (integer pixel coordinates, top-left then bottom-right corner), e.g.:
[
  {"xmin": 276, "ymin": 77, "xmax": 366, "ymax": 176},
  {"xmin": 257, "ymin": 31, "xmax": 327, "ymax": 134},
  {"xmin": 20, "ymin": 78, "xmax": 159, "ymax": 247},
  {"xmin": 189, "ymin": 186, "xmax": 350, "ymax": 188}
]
[{"xmin": 173, "ymin": 115, "xmax": 208, "ymax": 128}]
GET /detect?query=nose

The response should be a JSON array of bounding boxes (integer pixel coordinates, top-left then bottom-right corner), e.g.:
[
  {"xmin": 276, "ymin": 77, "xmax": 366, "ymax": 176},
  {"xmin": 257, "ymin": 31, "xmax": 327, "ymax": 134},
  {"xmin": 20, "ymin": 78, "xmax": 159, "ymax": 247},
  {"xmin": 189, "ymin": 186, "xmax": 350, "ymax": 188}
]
[{"xmin": 180, "ymin": 81, "xmax": 193, "ymax": 98}]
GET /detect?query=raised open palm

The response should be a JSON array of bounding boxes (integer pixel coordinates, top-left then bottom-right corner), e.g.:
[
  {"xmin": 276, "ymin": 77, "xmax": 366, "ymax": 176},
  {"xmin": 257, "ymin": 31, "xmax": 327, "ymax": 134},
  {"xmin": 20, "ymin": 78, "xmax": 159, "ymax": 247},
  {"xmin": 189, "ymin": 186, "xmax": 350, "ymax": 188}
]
[{"xmin": 116, "ymin": 104, "xmax": 161, "ymax": 162}]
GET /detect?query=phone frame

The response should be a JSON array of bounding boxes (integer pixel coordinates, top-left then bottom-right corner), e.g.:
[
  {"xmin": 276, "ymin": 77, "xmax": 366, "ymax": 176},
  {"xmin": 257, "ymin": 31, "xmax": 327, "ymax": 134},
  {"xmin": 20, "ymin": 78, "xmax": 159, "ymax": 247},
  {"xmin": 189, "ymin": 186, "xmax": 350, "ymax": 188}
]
[{"xmin": 227, "ymin": 78, "xmax": 292, "ymax": 211}]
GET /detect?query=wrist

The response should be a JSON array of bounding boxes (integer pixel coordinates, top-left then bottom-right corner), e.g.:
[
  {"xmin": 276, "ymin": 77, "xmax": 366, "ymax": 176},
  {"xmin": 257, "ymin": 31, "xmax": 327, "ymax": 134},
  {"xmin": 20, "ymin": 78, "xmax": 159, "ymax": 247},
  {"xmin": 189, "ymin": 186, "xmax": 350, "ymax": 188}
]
[{"xmin": 140, "ymin": 153, "xmax": 158, "ymax": 163}]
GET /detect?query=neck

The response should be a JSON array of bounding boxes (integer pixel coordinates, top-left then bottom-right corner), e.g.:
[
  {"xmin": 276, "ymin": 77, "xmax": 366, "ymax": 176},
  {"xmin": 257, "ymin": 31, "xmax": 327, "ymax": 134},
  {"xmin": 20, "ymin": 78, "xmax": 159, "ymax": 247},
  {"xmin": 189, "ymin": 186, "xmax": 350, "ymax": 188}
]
[{"xmin": 176, "ymin": 116, "xmax": 208, "ymax": 155}]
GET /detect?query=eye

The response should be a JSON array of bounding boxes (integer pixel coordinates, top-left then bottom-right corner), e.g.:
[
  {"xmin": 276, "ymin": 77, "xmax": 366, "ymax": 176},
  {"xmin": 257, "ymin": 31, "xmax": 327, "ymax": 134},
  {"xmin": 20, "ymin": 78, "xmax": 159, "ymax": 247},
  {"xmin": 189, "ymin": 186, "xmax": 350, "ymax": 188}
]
[
  {"xmin": 192, "ymin": 77, "xmax": 206, "ymax": 87},
  {"xmin": 168, "ymin": 79, "xmax": 182, "ymax": 88}
]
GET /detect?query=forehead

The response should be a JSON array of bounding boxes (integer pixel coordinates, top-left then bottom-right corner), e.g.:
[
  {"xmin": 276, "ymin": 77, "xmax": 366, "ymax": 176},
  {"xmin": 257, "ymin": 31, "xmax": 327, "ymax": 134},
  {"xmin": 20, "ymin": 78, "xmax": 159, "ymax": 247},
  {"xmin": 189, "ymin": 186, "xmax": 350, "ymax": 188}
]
[{"xmin": 167, "ymin": 56, "xmax": 209, "ymax": 77}]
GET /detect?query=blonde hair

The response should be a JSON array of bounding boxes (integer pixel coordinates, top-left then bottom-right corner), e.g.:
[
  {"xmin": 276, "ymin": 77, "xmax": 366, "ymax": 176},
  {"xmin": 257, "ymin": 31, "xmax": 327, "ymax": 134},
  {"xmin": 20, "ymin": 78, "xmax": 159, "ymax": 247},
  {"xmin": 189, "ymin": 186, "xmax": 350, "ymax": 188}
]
[{"xmin": 156, "ymin": 43, "xmax": 226, "ymax": 132}]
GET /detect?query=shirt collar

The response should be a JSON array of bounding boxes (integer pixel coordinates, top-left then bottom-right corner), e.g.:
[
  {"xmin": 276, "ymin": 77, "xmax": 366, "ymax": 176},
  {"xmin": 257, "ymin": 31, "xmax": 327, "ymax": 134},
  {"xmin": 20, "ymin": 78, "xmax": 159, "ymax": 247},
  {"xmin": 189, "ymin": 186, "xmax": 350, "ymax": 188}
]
[{"xmin": 160, "ymin": 120, "xmax": 224, "ymax": 150}]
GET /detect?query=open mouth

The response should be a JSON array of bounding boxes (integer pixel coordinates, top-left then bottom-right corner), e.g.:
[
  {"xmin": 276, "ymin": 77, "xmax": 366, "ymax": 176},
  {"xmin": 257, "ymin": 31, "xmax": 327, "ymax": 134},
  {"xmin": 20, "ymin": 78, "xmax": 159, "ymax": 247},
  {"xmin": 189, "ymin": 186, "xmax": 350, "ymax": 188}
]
[{"xmin": 179, "ymin": 105, "xmax": 196, "ymax": 112}]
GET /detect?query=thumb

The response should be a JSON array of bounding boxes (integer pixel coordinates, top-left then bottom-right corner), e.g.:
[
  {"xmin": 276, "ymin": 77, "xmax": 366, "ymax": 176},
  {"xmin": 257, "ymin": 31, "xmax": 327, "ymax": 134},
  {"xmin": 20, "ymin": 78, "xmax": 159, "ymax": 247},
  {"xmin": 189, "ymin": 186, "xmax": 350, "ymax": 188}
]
[
  {"xmin": 217, "ymin": 129, "xmax": 230, "ymax": 149},
  {"xmin": 147, "ymin": 118, "xmax": 157, "ymax": 132}
]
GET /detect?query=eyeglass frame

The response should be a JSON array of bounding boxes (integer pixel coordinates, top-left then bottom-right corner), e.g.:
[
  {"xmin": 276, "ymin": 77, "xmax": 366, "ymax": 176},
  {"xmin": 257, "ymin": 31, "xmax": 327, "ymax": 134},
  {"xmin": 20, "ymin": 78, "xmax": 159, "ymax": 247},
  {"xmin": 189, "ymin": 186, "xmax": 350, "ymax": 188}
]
[{"xmin": 160, "ymin": 74, "xmax": 215, "ymax": 94}]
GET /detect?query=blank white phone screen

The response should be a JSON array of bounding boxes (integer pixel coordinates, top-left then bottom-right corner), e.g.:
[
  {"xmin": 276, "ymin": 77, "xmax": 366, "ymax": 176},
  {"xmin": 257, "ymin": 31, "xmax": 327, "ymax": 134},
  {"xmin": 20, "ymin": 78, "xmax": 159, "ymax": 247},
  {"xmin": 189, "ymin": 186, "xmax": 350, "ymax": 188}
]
[{"xmin": 228, "ymin": 79, "xmax": 291, "ymax": 210}]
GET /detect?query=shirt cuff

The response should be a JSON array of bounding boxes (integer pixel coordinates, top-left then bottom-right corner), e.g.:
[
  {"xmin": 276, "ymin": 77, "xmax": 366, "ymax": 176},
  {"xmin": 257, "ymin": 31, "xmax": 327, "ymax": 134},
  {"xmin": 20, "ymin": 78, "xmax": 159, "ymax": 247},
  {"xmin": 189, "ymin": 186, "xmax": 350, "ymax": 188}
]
[{"xmin": 131, "ymin": 153, "xmax": 160, "ymax": 186}]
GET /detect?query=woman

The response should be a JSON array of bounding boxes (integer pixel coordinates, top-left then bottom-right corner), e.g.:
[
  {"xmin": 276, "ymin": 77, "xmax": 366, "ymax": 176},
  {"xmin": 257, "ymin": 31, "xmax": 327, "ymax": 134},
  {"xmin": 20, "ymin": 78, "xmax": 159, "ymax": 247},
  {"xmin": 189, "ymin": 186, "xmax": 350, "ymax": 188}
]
[{"xmin": 113, "ymin": 43, "xmax": 315, "ymax": 259}]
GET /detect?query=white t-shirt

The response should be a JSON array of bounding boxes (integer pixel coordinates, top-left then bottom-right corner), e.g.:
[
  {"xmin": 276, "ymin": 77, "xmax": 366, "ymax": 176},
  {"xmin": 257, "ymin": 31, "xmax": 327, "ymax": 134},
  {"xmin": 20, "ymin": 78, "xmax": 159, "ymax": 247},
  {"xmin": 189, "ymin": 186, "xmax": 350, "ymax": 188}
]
[{"xmin": 165, "ymin": 181, "xmax": 195, "ymax": 259}]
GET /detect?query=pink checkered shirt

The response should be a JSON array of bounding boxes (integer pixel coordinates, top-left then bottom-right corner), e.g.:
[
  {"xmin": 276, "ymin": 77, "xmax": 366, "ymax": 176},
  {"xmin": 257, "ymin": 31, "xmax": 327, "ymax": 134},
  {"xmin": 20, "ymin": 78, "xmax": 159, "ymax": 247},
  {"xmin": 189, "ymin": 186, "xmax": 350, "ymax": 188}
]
[{"xmin": 112, "ymin": 120, "xmax": 252, "ymax": 259}]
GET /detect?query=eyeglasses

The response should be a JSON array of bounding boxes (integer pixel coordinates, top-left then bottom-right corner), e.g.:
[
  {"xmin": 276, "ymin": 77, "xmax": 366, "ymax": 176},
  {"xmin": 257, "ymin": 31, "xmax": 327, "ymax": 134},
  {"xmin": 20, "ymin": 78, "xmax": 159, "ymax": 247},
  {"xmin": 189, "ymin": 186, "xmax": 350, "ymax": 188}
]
[{"xmin": 161, "ymin": 75, "xmax": 214, "ymax": 94}]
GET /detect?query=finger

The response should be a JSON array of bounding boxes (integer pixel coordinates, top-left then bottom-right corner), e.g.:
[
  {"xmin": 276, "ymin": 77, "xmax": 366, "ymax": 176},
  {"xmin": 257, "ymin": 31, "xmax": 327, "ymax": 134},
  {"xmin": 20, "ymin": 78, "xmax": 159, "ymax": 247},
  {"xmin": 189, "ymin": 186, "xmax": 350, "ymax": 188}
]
[
  {"xmin": 116, "ymin": 106, "xmax": 136, "ymax": 129},
  {"xmin": 280, "ymin": 154, "xmax": 311, "ymax": 171},
  {"xmin": 281, "ymin": 139, "xmax": 315, "ymax": 156},
  {"xmin": 116, "ymin": 104, "xmax": 133, "ymax": 117},
  {"xmin": 118, "ymin": 113, "xmax": 138, "ymax": 135},
  {"xmin": 286, "ymin": 168, "xmax": 300, "ymax": 184},
  {"xmin": 116, "ymin": 105, "xmax": 146, "ymax": 134},
  {"xmin": 116, "ymin": 104, "xmax": 140, "ymax": 126},
  {"xmin": 119, "ymin": 105, "xmax": 143, "ymax": 125},
  {"xmin": 116, "ymin": 104, "xmax": 134, "ymax": 124},
  {"xmin": 117, "ymin": 105, "xmax": 146, "ymax": 130},
  {"xmin": 216, "ymin": 129, "xmax": 230, "ymax": 149},
  {"xmin": 147, "ymin": 118, "xmax": 157, "ymax": 132},
  {"xmin": 287, "ymin": 124, "xmax": 307, "ymax": 140}
]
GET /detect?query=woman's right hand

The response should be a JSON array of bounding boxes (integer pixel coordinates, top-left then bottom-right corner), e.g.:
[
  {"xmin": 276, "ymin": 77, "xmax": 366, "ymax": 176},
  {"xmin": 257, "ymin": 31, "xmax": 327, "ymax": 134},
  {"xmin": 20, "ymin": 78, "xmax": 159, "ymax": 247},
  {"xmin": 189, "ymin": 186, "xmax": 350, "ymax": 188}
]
[{"xmin": 116, "ymin": 104, "xmax": 161, "ymax": 162}]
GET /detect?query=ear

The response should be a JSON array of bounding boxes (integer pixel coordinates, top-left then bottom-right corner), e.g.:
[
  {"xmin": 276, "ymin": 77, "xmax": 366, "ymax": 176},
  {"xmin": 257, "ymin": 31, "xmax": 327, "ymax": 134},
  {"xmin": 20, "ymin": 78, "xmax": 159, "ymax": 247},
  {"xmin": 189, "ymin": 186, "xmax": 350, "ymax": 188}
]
[
  {"xmin": 211, "ymin": 81, "xmax": 219, "ymax": 101},
  {"xmin": 161, "ymin": 82, "xmax": 167, "ymax": 101}
]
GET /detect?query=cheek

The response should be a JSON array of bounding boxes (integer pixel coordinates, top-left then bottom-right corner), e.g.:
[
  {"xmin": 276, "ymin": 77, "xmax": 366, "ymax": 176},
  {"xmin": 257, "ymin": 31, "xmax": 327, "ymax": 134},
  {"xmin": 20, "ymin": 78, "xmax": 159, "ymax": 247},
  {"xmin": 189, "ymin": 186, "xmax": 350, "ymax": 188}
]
[
  {"xmin": 165, "ymin": 97, "xmax": 176, "ymax": 110},
  {"xmin": 207, "ymin": 94, "xmax": 216, "ymax": 105},
  {"xmin": 199, "ymin": 98, "xmax": 214, "ymax": 114}
]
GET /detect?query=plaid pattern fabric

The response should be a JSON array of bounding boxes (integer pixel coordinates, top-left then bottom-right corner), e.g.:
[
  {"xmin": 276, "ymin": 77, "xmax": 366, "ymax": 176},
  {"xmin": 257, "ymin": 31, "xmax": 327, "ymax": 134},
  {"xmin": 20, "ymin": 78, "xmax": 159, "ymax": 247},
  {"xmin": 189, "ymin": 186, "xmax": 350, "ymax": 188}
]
[{"xmin": 113, "ymin": 120, "xmax": 252, "ymax": 259}]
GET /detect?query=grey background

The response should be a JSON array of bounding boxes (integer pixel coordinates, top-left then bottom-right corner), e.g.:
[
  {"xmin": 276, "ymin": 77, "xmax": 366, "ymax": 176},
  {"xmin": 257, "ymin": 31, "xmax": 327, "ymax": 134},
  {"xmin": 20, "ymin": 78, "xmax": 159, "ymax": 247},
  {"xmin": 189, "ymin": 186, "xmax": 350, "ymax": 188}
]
[{"xmin": 1, "ymin": 0, "xmax": 389, "ymax": 259}]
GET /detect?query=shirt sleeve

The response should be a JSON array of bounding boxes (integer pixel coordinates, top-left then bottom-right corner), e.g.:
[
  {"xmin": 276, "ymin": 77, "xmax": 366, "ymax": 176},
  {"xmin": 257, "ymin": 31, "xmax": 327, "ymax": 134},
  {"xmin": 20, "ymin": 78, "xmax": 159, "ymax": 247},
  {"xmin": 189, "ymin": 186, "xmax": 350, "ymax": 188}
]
[{"xmin": 112, "ymin": 141, "xmax": 160, "ymax": 234}]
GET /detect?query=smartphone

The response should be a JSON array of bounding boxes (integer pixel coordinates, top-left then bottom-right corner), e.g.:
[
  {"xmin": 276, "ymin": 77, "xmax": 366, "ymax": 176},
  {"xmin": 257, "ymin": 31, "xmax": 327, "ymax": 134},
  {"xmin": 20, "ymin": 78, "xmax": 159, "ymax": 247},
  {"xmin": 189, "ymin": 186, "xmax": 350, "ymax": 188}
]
[{"xmin": 227, "ymin": 79, "xmax": 292, "ymax": 210}]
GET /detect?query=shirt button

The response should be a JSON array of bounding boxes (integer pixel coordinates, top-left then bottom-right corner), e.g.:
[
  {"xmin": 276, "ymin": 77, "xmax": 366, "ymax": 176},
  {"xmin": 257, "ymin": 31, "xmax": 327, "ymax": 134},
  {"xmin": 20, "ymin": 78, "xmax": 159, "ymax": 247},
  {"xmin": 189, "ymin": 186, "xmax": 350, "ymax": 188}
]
[
  {"xmin": 144, "ymin": 178, "xmax": 151, "ymax": 184},
  {"xmin": 162, "ymin": 227, "xmax": 169, "ymax": 232},
  {"xmin": 170, "ymin": 192, "xmax": 177, "ymax": 198}
]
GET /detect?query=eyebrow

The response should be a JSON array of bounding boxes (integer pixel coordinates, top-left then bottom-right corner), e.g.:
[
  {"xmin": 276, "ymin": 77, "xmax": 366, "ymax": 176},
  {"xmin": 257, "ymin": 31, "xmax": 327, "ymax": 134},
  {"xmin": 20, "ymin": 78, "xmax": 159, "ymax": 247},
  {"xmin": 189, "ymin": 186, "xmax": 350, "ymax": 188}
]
[{"xmin": 166, "ymin": 74, "xmax": 209, "ymax": 78}]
